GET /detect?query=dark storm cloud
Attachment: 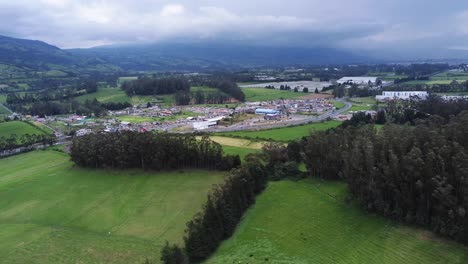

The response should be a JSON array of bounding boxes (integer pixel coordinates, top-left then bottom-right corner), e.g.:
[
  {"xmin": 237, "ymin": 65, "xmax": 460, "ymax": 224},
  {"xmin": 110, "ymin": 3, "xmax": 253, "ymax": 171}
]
[{"xmin": 0, "ymin": 0, "xmax": 467, "ymax": 57}]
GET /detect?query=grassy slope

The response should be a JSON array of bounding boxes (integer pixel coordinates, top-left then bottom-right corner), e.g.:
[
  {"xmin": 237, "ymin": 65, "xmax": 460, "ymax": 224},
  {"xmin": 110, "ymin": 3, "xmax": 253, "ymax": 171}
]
[
  {"xmin": 216, "ymin": 121, "xmax": 342, "ymax": 142},
  {"xmin": 0, "ymin": 121, "xmax": 46, "ymax": 138},
  {"xmin": 242, "ymin": 88, "xmax": 305, "ymax": 101},
  {"xmin": 207, "ymin": 180, "xmax": 468, "ymax": 264},
  {"xmin": 221, "ymin": 145, "xmax": 259, "ymax": 160},
  {"xmin": 75, "ymin": 88, "xmax": 131, "ymax": 104},
  {"xmin": 0, "ymin": 150, "xmax": 225, "ymax": 263},
  {"xmin": 209, "ymin": 136, "xmax": 266, "ymax": 149}
]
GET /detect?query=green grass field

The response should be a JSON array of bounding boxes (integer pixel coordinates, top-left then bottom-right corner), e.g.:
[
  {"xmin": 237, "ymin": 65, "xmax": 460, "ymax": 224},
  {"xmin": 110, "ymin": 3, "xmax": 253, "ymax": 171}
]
[
  {"xmin": 242, "ymin": 88, "xmax": 305, "ymax": 101},
  {"xmin": 0, "ymin": 121, "xmax": 47, "ymax": 138},
  {"xmin": 75, "ymin": 88, "xmax": 131, "ymax": 104},
  {"xmin": 333, "ymin": 100, "xmax": 345, "ymax": 109},
  {"xmin": 402, "ymin": 80, "xmax": 466, "ymax": 85},
  {"xmin": 221, "ymin": 145, "xmax": 259, "ymax": 160},
  {"xmin": 367, "ymin": 72, "xmax": 409, "ymax": 80},
  {"xmin": 206, "ymin": 180, "xmax": 468, "ymax": 264},
  {"xmin": 431, "ymin": 72, "xmax": 468, "ymax": 80},
  {"xmin": 0, "ymin": 150, "xmax": 225, "ymax": 263},
  {"xmin": 216, "ymin": 121, "xmax": 342, "ymax": 142}
]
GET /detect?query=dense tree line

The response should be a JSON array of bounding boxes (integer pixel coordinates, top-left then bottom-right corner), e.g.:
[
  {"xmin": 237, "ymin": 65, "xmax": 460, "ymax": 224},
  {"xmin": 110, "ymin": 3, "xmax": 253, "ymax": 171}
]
[
  {"xmin": 121, "ymin": 77, "xmax": 190, "ymax": 96},
  {"xmin": 161, "ymin": 154, "xmax": 268, "ymax": 263},
  {"xmin": 394, "ymin": 63, "xmax": 449, "ymax": 77},
  {"xmin": 71, "ymin": 132, "xmax": 240, "ymax": 170},
  {"xmin": 192, "ymin": 91, "xmax": 231, "ymax": 105},
  {"xmin": 200, "ymin": 79, "xmax": 245, "ymax": 102},
  {"xmin": 384, "ymin": 95, "xmax": 468, "ymax": 124},
  {"xmin": 101, "ymin": 102, "xmax": 132, "ymax": 111},
  {"xmin": 9, "ymin": 99, "xmax": 108, "ymax": 117},
  {"xmin": 0, "ymin": 131, "xmax": 56, "ymax": 152},
  {"xmin": 300, "ymin": 111, "xmax": 468, "ymax": 245}
]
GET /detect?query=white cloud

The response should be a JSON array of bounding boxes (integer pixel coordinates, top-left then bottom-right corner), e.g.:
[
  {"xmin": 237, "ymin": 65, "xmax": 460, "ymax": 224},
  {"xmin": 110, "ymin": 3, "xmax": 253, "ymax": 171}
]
[
  {"xmin": 160, "ymin": 4, "xmax": 186, "ymax": 17},
  {"xmin": 0, "ymin": 0, "xmax": 467, "ymax": 58}
]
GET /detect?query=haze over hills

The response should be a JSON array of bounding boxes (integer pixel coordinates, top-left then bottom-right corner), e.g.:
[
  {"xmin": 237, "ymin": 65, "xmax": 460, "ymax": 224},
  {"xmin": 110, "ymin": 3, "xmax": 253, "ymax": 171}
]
[
  {"xmin": 69, "ymin": 42, "xmax": 369, "ymax": 70},
  {"xmin": 0, "ymin": 34, "xmax": 370, "ymax": 72},
  {"xmin": 0, "ymin": 35, "xmax": 118, "ymax": 73}
]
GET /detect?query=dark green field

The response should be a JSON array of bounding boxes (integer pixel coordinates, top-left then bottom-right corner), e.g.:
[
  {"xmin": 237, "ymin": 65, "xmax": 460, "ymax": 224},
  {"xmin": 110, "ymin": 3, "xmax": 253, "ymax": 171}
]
[
  {"xmin": 206, "ymin": 180, "xmax": 468, "ymax": 264},
  {"xmin": 0, "ymin": 150, "xmax": 225, "ymax": 263}
]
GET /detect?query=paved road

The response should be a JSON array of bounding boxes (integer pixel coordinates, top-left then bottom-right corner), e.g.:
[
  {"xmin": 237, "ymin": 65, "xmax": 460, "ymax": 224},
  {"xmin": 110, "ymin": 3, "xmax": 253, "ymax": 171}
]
[{"xmin": 206, "ymin": 99, "xmax": 352, "ymax": 133}]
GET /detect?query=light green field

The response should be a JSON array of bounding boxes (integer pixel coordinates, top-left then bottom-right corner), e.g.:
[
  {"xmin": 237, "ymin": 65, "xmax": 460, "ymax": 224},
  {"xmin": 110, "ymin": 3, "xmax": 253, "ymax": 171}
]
[
  {"xmin": 190, "ymin": 86, "xmax": 221, "ymax": 94},
  {"xmin": 347, "ymin": 105, "xmax": 374, "ymax": 112},
  {"xmin": 0, "ymin": 121, "xmax": 46, "ymax": 138},
  {"xmin": 0, "ymin": 95, "xmax": 6, "ymax": 103},
  {"xmin": 0, "ymin": 150, "xmax": 225, "ymax": 263},
  {"xmin": 75, "ymin": 88, "xmax": 131, "ymax": 104},
  {"xmin": 242, "ymin": 88, "xmax": 305, "ymax": 101},
  {"xmin": 367, "ymin": 72, "xmax": 409, "ymax": 80},
  {"xmin": 116, "ymin": 115, "xmax": 157, "ymax": 123},
  {"xmin": 403, "ymin": 80, "xmax": 466, "ymax": 85},
  {"xmin": 350, "ymin": 96, "xmax": 376, "ymax": 105},
  {"xmin": 221, "ymin": 145, "xmax": 259, "ymax": 160},
  {"xmin": 207, "ymin": 180, "xmax": 468, "ymax": 264},
  {"xmin": 333, "ymin": 100, "xmax": 345, "ymax": 109},
  {"xmin": 216, "ymin": 121, "xmax": 342, "ymax": 142},
  {"xmin": 44, "ymin": 70, "xmax": 68, "ymax": 77},
  {"xmin": 118, "ymin": 76, "xmax": 138, "ymax": 85},
  {"xmin": 431, "ymin": 72, "xmax": 468, "ymax": 80},
  {"xmin": 208, "ymin": 136, "xmax": 266, "ymax": 149}
]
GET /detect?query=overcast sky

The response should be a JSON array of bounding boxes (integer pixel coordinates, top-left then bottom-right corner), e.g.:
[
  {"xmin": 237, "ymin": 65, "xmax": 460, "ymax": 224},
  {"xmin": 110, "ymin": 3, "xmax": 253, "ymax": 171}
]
[{"xmin": 1, "ymin": 0, "xmax": 467, "ymax": 57}]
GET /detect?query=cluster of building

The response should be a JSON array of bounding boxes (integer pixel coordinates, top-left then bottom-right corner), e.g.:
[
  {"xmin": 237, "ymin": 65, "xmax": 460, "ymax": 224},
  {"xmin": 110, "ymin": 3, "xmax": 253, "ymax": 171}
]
[
  {"xmin": 337, "ymin": 77, "xmax": 379, "ymax": 85},
  {"xmin": 376, "ymin": 91, "xmax": 428, "ymax": 101}
]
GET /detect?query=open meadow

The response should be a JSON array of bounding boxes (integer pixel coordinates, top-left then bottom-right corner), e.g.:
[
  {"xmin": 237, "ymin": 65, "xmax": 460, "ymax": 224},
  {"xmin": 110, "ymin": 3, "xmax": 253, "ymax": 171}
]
[
  {"xmin": 0, "ymin": 121, "xmax": 48, "ymax": 138},
  {"xmin": 241, "ymin": 87, "xmax": 306, "ymax": 101},
  {"xmin": 75, "ymin": 88, "xmax": 131, "ymax": 104},
  {"xmin": 221, "ymin": 145, "xmax": 259, "ymax": 160},
  {"xmin": 401, "ymin": 71, "xmax": 468, "ymax": 86},
  {"xmin": 206, "ymin": 180, "xmax": 468, "ymax": 264},
  {"xmin": 216, "ymin": 121, "xmax": 342, "ymax": 142},
  {"xmin": 0, "ymin": 150, "xmax": 225, "ymax": 263}
]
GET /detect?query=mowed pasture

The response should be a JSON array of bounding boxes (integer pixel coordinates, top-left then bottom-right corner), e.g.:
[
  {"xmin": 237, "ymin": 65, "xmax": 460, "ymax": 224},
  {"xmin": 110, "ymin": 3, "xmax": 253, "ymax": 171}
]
[
  {"xmin": 75, "ymin": 87, "xmax": 156, "ymax": 105},
  {"xmin": 75, "ymin": 87, "xmax": 131, "ymax": 104},
  {"xmin": 216, "ymin": 121, "xmax": 342, "ymax": 142},
  {"xmin": 206, "ymin": 180, "xmax": 468, "ymax": 264},
  {"xmin": 0, "ymin": 121, "xmax": 47, "ymax": 138},
  {"xmin": 0, "ymin": 150, "xmax": 225, "ymax": 263},
  {"xmin": 208, "ymin": 136, "xmax": 266, "ymax": 149},
  {"xmin": 241, "ymin": 87, "xmax": 306, "ymax": 101},
  {"xmin": 221, "ymin": 145, "xmax": 259, "ymax": 160}
]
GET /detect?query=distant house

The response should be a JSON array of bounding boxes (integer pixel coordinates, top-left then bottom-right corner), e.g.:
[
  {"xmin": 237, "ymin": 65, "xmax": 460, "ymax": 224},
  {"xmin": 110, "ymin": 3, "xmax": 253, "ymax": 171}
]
[
  {"xmin": 193, "ymin": 121, "xmax": 217, "ymax": 130},
  {"xmin": 337, "ymin": 77, "xmax": 378, "ymax": 85},
  {"xmin": 376, "ymin": 91, "xmax": 428, "ymax": 101},
  {"xmin": 255, "ymin": 108, "xmax": 280, "ymax": 115}
]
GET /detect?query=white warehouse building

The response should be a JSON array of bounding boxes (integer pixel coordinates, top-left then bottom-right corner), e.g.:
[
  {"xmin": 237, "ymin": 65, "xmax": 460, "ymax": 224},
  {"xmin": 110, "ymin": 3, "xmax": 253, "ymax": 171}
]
[
  {"xmin": 337, "ymin": 77, "xmax": 378, "ymax": 85},
  {"xmin": 376, "ymin": 91, "xmax": 428, "ymax": 101}
]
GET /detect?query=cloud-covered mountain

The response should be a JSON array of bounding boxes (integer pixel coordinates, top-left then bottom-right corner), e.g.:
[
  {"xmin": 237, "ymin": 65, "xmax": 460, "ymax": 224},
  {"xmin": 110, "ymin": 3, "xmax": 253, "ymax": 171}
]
[
  {"xmin": 0, "ymin": 34, "xmax": 371, "ymax": 71},
  {"xmin": 69, "ymin": 42, "xmax": 369, "ymax": 71}
]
